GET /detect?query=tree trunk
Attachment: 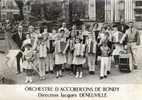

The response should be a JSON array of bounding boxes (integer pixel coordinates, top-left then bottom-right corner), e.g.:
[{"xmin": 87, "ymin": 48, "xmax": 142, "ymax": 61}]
[{"xmin": 19, "ymin": 8, "xmax": 24, "ymax": 20}]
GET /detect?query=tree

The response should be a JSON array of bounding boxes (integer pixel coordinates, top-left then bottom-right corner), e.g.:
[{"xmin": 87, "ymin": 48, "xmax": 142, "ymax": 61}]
[{"xmin": 15, "ymin": 0, "xmax": 24, "ymax": 20}]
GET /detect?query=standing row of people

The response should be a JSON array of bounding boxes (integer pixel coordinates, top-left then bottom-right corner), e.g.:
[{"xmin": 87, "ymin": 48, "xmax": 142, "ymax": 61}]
[{"xmin": 11, "ymin": 21, "xmax": 140, "ymax": 83}]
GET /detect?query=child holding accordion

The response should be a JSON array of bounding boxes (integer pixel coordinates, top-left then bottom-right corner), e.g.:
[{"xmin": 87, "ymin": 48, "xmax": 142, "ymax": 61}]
[
  {"xmin": 72, "ymin": 37, "xmax": 86, "ymax": 78},
  {"xmin": 36, "ymin": 33, "xmax": 47, "ymax": 80},
  {"xmin": 54, "ymin": 30, "xmax": 67, "ymax": 78},
  {"xmin": 86, "ymin": 33, "xmax": 97, "ymax": 75},
  {"xmin": 46, "ymin": 29, "xmax": 56, "ymax": 74},
  {"xmin": 22, "ymin": 33, "xmax": 34, "ymax": 83}
]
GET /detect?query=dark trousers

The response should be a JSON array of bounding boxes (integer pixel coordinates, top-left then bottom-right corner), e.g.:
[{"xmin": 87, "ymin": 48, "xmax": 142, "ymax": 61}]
[
  {"xmin": 114, "ymin": 55, "xmax": 119, "ymax": 65},
  {"xmin": 71, "ymin": 64, "xmax": 76, "ymax": 75},
  {"xmin": 76, "ymin": 65, "xmax": 83, "ymax": 73},
  {"xmin": 16, "ymin": 52, "xmax": 23, "ymax": 73}
]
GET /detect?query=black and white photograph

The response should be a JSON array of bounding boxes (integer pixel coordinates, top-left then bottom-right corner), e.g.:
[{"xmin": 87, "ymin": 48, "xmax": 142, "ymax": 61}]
[
  {"xmin": 0, "ymin": 0, "xmax": 142, "ymax": 84},
  {"xmin": 0, "ymin": 0, "xmax": 142, "ymax": 100},
  {"xmin": 0, "ymin": 0, "xmax": 142, "ymax": 99}
]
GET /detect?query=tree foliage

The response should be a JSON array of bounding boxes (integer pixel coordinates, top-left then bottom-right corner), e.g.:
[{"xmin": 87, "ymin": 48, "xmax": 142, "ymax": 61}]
[
  {"xmin": 31, "ymin": 2, "xmax": 62, "ymax": 21},
  {"xmin": 15, "ymin": 0, "xmax": 24, "ymax": 20}
]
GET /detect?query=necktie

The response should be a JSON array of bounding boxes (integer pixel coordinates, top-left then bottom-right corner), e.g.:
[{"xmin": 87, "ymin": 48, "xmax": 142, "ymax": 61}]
[
  {"xmin": 90, "ymin": 41, "xmax": 94, "ymax": 54},
  {"xmin": 131, "ymin": 28, "xmax": 132, "ymax": 33}
]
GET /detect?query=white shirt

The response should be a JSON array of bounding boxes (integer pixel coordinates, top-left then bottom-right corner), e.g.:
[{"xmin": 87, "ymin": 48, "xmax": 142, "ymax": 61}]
[{"xmin": 18, "ymin": 32, "xmax": 22, "ymax": 39}]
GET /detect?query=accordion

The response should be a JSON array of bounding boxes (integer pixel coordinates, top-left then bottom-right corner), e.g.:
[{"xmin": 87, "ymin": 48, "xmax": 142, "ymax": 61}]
[
  {"xmin": 75, "ymin": 44, "xmax": 85, "ymax": 57},
  {"xmin": 112, "ymin": 32, "xmax": 123, "ymax": 43},
  {"xmin": 60, "ymin": 41, "xmax": 66, "ymax": 53},
  {"xmin": 47, "ymin": 40, "xmax": 55, "ymax": 53},
  {"xmin": 69, "ymin": 39, "xmax": 75, "ymax": 52},
  {"xmin": 88, "ymin": 40, "xmax": 96, "ymax": 54},
  {"xmin": 83, "ymin": 35, "xmax": 87, "ymax": 44},
  {"xmin": 119, "ymin": 53, "xmax": 131, "ymax": 72},
  {"xmin": 24, "ymin": 50, "xmax": 34, "ymax": 62},
  {"xmin": 39, "ymin": 42, "xmax": 47, "ymax": 58}
]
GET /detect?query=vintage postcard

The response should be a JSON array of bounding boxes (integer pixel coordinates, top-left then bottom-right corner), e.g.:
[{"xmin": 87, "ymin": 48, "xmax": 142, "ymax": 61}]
[{"xmin": 0, "ymin": 0, "xmax": 142, "ymax": 100}]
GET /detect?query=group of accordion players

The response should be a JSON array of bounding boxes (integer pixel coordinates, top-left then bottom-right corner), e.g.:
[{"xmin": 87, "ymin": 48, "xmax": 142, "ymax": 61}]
[{"xmin": 8, "ymin": 20, "xmax": 140, "ymax": 83}]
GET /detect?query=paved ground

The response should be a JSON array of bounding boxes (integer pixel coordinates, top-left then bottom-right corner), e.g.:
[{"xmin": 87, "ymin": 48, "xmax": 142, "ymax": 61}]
[{"xmin": 0, "ymin": 32, "xmax": 142, "ymax": 84}]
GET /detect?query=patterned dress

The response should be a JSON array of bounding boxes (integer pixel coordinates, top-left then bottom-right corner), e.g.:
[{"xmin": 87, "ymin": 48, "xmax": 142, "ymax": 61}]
[
  {"xmin": 72, "ymin": 43, "xmax": 86, "ymax": 65},
  {"xmin": 22, "ymin": 48, "xmax": 34, "ymax": 70},
  {"xmin": 54, "ymin": 39, "xmax": 66, "ymax": 65}
]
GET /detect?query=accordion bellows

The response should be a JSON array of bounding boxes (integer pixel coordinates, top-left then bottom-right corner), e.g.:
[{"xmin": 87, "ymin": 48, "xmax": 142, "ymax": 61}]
[
  {"xmin": 87, "ymin": 40, "xmax": 96, "ymax": 54},
  {"xmin": 24, "ymin": 50, "xmax": 33, "ymax": 61},
  {"xmin": 74, "ymin": 43, "xmax": 85, "ymax": 57},
  {"xmin": 55, "ymin": 40, "xmax": 66, "ymax": 53},
  {"xmin": 60, "ymin": 41, "xmax": 66, "ymax": 52},
  {"xmin": 39, "ymin": 42, "xmax": 47, "ymax": 58},
  {"xmin": 47, "ymin": 40, "xmax": 55, "ymax": 53},
  {"xmin": 112, "ymin": 32, "xmax": 123, "ymax": 43}
]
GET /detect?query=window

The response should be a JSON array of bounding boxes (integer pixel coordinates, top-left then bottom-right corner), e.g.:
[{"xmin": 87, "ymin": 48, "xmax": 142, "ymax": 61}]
[
  {"xmin": 135, "ymin": 16, "xmax": 142, "ymax": 21},
  {"xmin": 135, "ymin": 9, "xmax": 142, "ymax": 14},
  {"xmin": 136, "ymin": 1, "xmax": 142, "ymax": 6},
  {"xmin": 135, "ymin": 1, "xmax": 142, "ymax": 22}
]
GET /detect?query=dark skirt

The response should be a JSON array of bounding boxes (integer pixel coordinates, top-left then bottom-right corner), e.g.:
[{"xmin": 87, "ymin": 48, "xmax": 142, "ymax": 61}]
[
  {"xmin": 25, "ymin": 69, "xmax": 33, "ymax": 76},
  {"xmin": 54, "ymin": 64, "xmax": 62, "ymax": 71}
]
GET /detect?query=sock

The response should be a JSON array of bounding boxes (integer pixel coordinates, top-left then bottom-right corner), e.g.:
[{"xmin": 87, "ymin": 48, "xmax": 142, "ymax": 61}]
[
  {"xmin": 56, "ymin": 71, "xmax": 59, "ymax": 76},
  {"xmin": 59, "ymin": 70, "xmax": 62, "ymax": 76}
]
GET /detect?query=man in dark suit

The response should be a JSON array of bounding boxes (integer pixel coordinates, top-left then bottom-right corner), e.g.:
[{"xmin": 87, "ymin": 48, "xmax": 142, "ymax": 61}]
[
  {"xmin": 12, "ymin": 25, "xmax": 26, "ymax": 74},
  {"xmin": 118, "ymin": 18, "xmax": 129, "ymax": 34}
]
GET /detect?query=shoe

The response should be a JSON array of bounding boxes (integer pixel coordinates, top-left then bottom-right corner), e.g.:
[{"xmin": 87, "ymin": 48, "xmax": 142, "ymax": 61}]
[
  {"xmin": 75, "ymin": 75, "xmax": 78, "ymax": 78},
  {"xmin": 104, "ymin": 76, "xmax": 107, "ymax": 78},
  {"xmin": 25, "ymin": 80, "xmax": 29, "ymax": 83},
  {"xmin": 100, "ymin": 77, "xmax": 104, "ymax": 80},
  {"xmin": 40, "ymin": 77, "xmax": 45, "ymax": 80},
  {"xmin": 56, "ymin": 76, "xmax": 59, "ymax": 78},
  {"xmin": 107, "ymin": 71, "xmax": 111, "ymax": 75},
  {"xmin": 50, "ymin": 71, "xmax": 54, "ymax": 74},
  {"xmin": 40, "ymin": 77, "xmax": 43, "ymax": 80},
  {"xmin": 29, "ymin": 77, "xmax": 33, "ymax": 83},
  {"xmin": 29, "ymin": 80, "xmax": 32, "ymax": 83}
]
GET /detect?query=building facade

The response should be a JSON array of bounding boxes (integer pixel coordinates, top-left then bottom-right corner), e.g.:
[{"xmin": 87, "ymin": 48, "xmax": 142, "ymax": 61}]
[
  {"xmin": 88, "ymin": 0, "xmax": 142, "ymax": 29},
  {"xmin": 0, "ymin": 0, "xmax": 141, "ymax": 29},
  {"xmin": 65, "ymin": 0, "xmax": 142, "ymax": 29}
]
